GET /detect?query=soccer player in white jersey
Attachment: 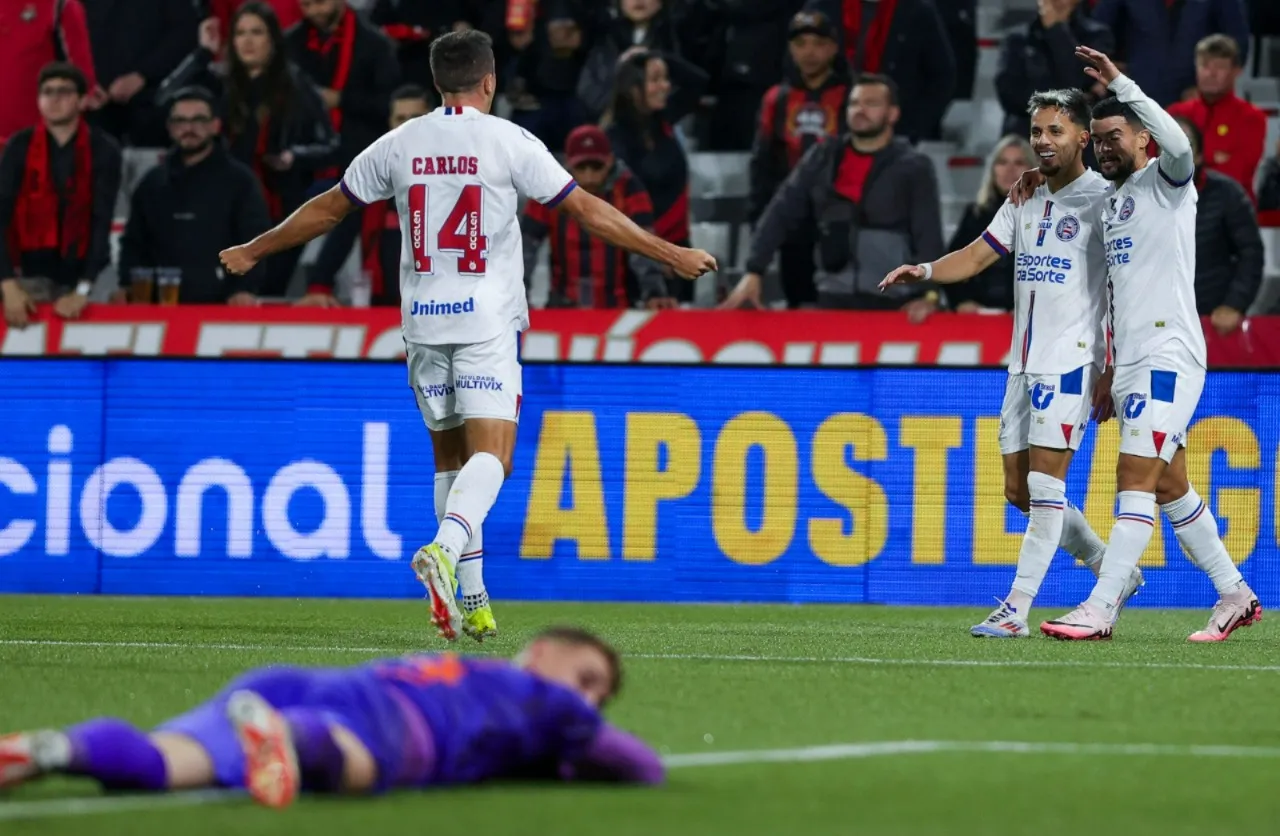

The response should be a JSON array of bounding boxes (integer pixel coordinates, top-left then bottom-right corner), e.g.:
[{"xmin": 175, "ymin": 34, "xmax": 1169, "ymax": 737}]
[
  {"xmin": 1038, "ymin": 47, "xmax": 1262, "ymax": 642},
  {"xmin": 881, "ymin": 88, "xmax": 1141, "ymax": 637},
  {"xmin": 219, "ymin": 31, "xmax": 717, "ymax": 642}
]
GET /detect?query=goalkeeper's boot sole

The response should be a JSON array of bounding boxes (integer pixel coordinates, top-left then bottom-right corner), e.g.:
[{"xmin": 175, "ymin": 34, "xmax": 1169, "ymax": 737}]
[
  {"xmin": 412, "ymin": 543, "xmax": 462, "ymax": 641},
  {"xmin": 228, "ymin": 689, "xmax": 299, "ymax": 809}
]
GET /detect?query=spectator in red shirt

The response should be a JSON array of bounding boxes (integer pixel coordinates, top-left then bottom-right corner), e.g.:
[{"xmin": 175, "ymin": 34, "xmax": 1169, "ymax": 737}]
[
  {"xmin": 0, "ymin": 0, "xmax": 99, "ymax": 145},
  {"xmin": 521, "ymin": 125, "xmax": 672, "ymax": 309},
  {"xmin": 1167, "ymin": 34, "xmax": 1266, "ymax": 202}
]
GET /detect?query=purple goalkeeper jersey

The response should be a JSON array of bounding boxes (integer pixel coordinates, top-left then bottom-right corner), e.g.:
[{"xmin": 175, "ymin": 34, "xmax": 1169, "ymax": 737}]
[{"xmin": 366, "ymin": 654, "xmax": 604, "ymax": 785}]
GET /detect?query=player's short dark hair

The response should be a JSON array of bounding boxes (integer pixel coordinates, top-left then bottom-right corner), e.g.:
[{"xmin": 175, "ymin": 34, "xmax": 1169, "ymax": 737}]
[
  {"xmin": 1091, "ymin": 96, "xmax": 1143, "ymax": 131},
  {"xmin": 168, "ymin": 85, "xmax": 218, "ymax": 115},
  {"xmin": 429, "ymin": 30, "xmax": 496, "ymax": 94},
  {"xmin": 37, "ymin": 62, "xmax": 87, "ymax": 96},
  {"xmin": 1026, "ymin": 88, "xmax": 1092, "ymax": 130},
  {"xmin": 1175, "ymin": 116, "xmax": 1204, "ymax": 156},
  {"xmin": 391, "ymin": 83, "xmax": 430, "ymax": 105},
  {"xmin": 534, "ymin": 626, "xmax": 623, "ymax": 705},
  {"xmin": 852, "ymin": 72, "xmax": 899, "ymax": 106}
]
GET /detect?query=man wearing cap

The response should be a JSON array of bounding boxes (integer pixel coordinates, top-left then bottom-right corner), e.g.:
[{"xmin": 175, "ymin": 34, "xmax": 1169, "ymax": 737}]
[
  {"xmin": 749, "ymin": 10, "xmax": 849, "ymax": 309},
  {"xmin": 522, "ymin": 125, "xmax": 673, "ymax": 309}
]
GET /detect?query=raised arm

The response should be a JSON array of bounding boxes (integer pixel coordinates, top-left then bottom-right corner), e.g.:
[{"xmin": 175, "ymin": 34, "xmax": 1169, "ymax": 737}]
[
  {"xmin": 880, "ymin": 200, "xmax": 1012, "ymax": 291},
  {"xmin": 557, "ymin": 187, "xmax": 715, "ymax": 280},
  {"xmin": 219, "ymin": 186, "xmax": 357, "ymax": 275}
]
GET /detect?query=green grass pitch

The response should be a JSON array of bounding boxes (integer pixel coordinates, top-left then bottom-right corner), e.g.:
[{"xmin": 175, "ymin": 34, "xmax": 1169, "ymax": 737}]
[{"xmin": 1, "ymin": 596, "xmax": 1277, "ymax": 835}]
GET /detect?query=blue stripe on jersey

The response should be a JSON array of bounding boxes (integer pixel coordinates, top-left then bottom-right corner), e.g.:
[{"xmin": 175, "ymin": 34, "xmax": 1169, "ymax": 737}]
[
  {"xmin": 544, "ymin": 180, "xmax": 578, "ymax": 208},
  {"xmin": 1021, "ymin": 290, "xmax": 1035, "ymax": 371},
  {"xmin": 981, "ymin": 231, "xmax": 1009, "ymax": 256},
  {"xmin": 339, "ymin": 179, "xmax": 369, "ymax": 207},
  {"xmin": 1060, "ymin": 365, "xmax": 1084, "ymax": 396},
  {"xmin": 1157, "ymin": 165, "xmax": 1193, "ymax": 188},
  {"xmin": 1150, "ymin": 370, "xmax": 1177, "ymax": 403}
]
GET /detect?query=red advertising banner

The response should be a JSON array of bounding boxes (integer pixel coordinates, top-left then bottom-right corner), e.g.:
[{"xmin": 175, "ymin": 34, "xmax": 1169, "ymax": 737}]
[{"xmin": 2, "ymin": 305, "xmax": 1280, "ymax": 367}]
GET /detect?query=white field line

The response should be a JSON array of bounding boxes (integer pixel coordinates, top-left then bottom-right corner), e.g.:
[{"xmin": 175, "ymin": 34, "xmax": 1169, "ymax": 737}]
[
  {"xmin": 2, "ymin": 639, "xmax": 1279, "ymax": 673},
  {"xmin": 3, "ymin": 739, "xmax": 1280, "ymax": 822}
]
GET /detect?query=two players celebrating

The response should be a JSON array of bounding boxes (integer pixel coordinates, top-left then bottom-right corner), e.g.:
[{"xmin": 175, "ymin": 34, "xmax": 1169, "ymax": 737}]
[{"xmin": 883, "ymin": 47, "xmax": 1262, "ymax": 641}]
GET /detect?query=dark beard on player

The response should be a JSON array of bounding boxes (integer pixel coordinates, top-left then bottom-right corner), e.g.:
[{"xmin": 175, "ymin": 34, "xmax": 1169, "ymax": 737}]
[{"xmin": 1099, "ymin": 155, "xmax": 1135, "ymax": 182}]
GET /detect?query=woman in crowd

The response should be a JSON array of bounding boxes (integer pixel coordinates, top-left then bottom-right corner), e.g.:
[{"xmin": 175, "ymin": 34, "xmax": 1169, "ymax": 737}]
[
  {"xmin": 157, "ymin": 2, "xmax": 335, "ymax": 296},
  {"xmin": 602, "ymin": 48, "xmax": 707, "ymax": 304},
  {"xmin": 943, "ymin": 135, "xmax": 1037, "ymax": 313},
  {"xmin": 578, "ymin": 0, "xmax": 683, "ymax": 123}
]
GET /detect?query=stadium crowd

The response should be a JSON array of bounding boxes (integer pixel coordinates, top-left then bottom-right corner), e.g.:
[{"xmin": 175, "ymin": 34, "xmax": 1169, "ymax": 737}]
[{"xmin": 0, "ymin": 0, "xmax": 1278, "ymax": 329}]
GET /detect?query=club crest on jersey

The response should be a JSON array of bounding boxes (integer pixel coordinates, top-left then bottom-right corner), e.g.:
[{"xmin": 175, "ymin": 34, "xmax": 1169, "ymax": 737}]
[
  {"xmin": 1124, "ymin": 393, "xmax": 1147, "ymax": 420},
  {"xmin": 1055, "ymin": 215, "xmax": 1080, "ymax": 241},
  {"xmin": 1030, "ymin": 381, "xmax": 1055, "ymax": 411},
  {"xmin": 1117, "ymin": 196, "xmax": 1135, "ymax": 222}
]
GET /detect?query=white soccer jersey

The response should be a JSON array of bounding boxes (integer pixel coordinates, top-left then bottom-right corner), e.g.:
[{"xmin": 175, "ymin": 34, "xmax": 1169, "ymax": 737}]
[
  {"xmin": 1102, "ymin": 76, "xmax": 1208, "ymax": 369},
  {"xmin": 982, "ymin": 171, "xmax": 1110, "ymax": 375},
  {"xmin": 340, "ymin": 105, "xmax": 577, "ymax": 346}
]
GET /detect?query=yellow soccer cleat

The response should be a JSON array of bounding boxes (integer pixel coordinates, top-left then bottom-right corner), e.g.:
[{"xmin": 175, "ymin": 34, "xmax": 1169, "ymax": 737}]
[
  {"xmin": 411, "ymin": 544, "xmax": 462, "ymax": 641},
  {"xmin": 463, "ymin": 604, "xmax": 498, "ymax": 643}
]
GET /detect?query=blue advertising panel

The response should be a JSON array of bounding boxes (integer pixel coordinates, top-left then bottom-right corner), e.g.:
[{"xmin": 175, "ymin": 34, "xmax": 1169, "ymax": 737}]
[{"xmin": 0, "ymin": 359, "xmax": 1275, "ymax": 608}]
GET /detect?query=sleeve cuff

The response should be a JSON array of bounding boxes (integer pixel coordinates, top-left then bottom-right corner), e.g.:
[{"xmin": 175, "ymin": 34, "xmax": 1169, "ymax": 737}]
[
  {"xmin": 339, "ymin": 179, "xmax": 370, "ymax": 207},
  {"xmin": 981, "ymin": 231, "xmax": 1010, "ymax": 256},
  {"xmin": 543, "ymin": 180, "xmax": 577, "ymax": 208},
  {"xmin": 1157, "ymin": 165, "xmax": 1194, "ymax": 188}
]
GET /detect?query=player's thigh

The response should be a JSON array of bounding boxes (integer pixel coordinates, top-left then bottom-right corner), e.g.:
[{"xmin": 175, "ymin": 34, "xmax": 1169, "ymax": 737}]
[
  {"xmin": 998, "ymin": 374, "xmax": 1031, "ymax": 458},
  {"xmin": 1114, "ymin": 352, "xmax": 1202, "ymax": 468},
  {"xmin": 407, "ymin": 342, "xmax": 464, "ymax": 433},
  {"xmin": 1026, "ymin": 364, "xmax": 1094, "ymax": 459}
]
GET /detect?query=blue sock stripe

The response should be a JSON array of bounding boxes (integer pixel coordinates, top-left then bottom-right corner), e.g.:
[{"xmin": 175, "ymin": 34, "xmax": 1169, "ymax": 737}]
[
  {"xmin": 1170, "ymin": 501, "xmax": 1206, "ymax": 529},
  {"xmin": 1029, "ymin": 500, "xmax": 1065, "ymax": 509},
  {"xmin": 444, "ymin": 513, "xmax": 473, "ymax": 540}
]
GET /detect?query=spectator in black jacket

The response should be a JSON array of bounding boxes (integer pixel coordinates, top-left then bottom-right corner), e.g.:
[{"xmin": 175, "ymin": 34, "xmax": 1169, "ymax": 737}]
[
  {"xmin": 577, "ymin": 0, "xmax": 684, "ymax": 124},
  {"xmin": 945, "ymin": 135, "xmax": 1037, "ymax": 313},
  {"xmin": 115, "ymin": 88, "xmax": 270, "ymax": 306},
  {"xmin": 0, "ymin": 64, "xmax": 121, "ymax": 329},
  {"xmin": 287, "ymin": 0, "xmax": 400, "ymax": 174},
  {"xmin": 722, "ymin": 73, "xmax": 943, "ymax": 317},
  {"xmin": 804, "ymin": 0, "xmax": 956, "ymax": 143},
  {"xmin": 370, "ymin": 0, "xmax": 482, "ymax": 96},
  {"xmin": 749, "ymin": 10, "xmax": 848, "ymax": 308},
  {"xmin": 603, "ymin": 48, "xmax": 708, "ymax": 303},
  {"xmin": 159, "ymin": 3, "xmax": 337, "ymax": 297},
  {"xmin": 995, "ymin": 0, "xmax": 1114, "ymax": 137},
  {"xmin": 1175, "ymin": 118, "xmax": 1264, "ymax": 335},
  {"xmin": 507, "ymin": 0, "xmax": 594, "ymax": 150},
  {"xmin": 1259, "ymin": 142, "xmax": 1280, "ymax": 212},
  {"xmin": 83, "ymin": 0, "xmax": 199, "ymax": 146}
]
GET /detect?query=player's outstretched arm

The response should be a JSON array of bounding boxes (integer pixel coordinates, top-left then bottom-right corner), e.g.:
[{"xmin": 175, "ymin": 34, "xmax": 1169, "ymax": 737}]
[
  {"xmin": 1077, "ymin": 46, "xmax": 1194, "ymax": 184},
  {"xmin": 561, "ymin": 724, "xmax": 665, "ymax": 785},
  {"xmin": 219, "ymin": 186, "xmax": 359, "ymax": 276},
  {"xmin": 879, "ymin": 237, "xmax": 1002, "ymax": 291},
  {"xmin": 557, "ymin": 187, "xmax": 716, "ymax": 280}
]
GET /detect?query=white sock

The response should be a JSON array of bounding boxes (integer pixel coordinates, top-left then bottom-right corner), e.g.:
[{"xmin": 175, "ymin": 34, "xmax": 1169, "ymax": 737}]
[
  {"xmin": 1162, "ymin": 487, "xmax": 1243, "ymax": 596},
  {"xmin": 1087, "ymin": 490, "xmax": 1157, "ymax": 614},
  {"xmin": 1008, "ymin": 472, "xmax": 1067, "ymax": 612},
  {"xmin": 434, "ymin": 469, "xmax": 488, "ymax": 607},
  {"xmin": 433, "ymin": 452, "xmax": 506, "ymax": 563},
  {"xmin": 1060, "ymin": 501, "xmax": 1106, "ymax": 577}
]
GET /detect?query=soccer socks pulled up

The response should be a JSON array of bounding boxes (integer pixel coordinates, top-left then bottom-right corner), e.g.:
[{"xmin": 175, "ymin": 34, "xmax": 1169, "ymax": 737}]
[
  {"xmin": 433, "ymin": 452, "xmax": 506, "ymax": 562},
  {"xmin": 281, "ymin": 709, "xmax": 345, "ymax": 793},
  {"xmin": 1086, "ymin": 490, "xmax": 1157, "ymax": 615},
  {"xmin": 435, "ymin": 469, "xmax": 487, "ymax": 607},
  {"xmin": 65, "ymin": 718, "xmax": 168, "ymax": 791},
  {"xmin": 1008, "ymin": 472, "xmax": 1067, "ymax": 609},
  {"xmin": 1162, "ymin": 487, "xmax": 1244, "ymax": 595},
  {"xmin": 1061, "ymin": 501, "xmax": 1106, "ymax": 577}
]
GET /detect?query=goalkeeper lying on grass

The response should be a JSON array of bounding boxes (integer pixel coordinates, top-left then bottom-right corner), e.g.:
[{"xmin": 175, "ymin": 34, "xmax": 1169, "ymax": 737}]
[{"xmin": 0, "ymin": 626, "xmax": 662, "ymax": 807}]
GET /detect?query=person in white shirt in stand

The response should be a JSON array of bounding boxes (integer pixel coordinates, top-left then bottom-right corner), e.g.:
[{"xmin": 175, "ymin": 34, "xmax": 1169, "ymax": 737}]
[
  {"xmin": 881, "ymin": 87, "xmax": 1142, "ymax": 637},
  {"xmin": 1032, "ymin": 47, "xmax": 1262, "ymax": 642},
  {"xmin": 219, "ymin": 30, "xmax": 716, "ymax": 643}
]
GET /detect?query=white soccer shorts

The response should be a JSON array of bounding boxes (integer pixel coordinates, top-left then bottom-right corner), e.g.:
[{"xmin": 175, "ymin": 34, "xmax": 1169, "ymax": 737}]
[
  {"xmin": 406, "ymin": 328, "xmax": 523, "ymax": 432},
  {"xmin": 998, "ymin": 364, "xmax": 1098, "ymax": 455},
  {"xmin": 1112, "ymin": 342, "xmax": 1204, "ymax": 463}
]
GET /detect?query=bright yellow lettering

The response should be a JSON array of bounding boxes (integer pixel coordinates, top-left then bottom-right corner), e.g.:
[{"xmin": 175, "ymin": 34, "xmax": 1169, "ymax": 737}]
[
  {"xmin": 972, "ymin": 417, "xmax": 1022, "ymax": 564},
  {"xmin": 1084, "ymin": 420, "xmax": 1165, "ymax": 566},
  {"xmin": 899, "ymin": 417, "xmax": 963, "ymax": 564},
  {"xmin": 809, "ymin": 414, "xmax": 889, "ymax": 566},
  {"xmin": 623, "ymin": 413, "xmax": 701, "ymax": 560},
  {"xmin": 712, "ymin": 413, "xmax": 797, "ymax": 565},
  {"xmin": 520, "ymin": 411, "xmax": 610, "ymax": 560},
  {"xmin": 1185, "ymin": 417, "xmax": 1259, "ymax": 564}
]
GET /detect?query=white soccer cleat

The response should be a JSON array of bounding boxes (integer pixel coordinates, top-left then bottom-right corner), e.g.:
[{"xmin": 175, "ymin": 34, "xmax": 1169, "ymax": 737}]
[
  {"xmin": 970, "ymin": 598, "xmax": 1030, "ymax": 638},
  {"xmin": 1117, "ymin": 567, "xmax": 1145, "ymax": 612},
  {"xmin": 1040, "ymin": 602, "xmax": 1114, "ymax": 640},
  {"xmin": 0, "ymin": 730, "xmax": 69, "ymax": 788},
  {"xmin": 1188, "ymin": 589, "xmax": 1263, "ymax": 643},
  {"xmin": 227, "ymin": 690, "xmax": 300, "ymax": 809}
]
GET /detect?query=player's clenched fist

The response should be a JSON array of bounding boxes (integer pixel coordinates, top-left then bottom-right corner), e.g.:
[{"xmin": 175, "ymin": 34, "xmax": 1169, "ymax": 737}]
[
  {"xmin": 670, "ymin": 248, "xmax": 718, "ymax": 280},
  {"xmin": 219, "ymin": 246, "xmax": 257, "ymax": 276},
  {"xmin": 879, "ymin": 264, "xmax": 926, "ymax": 291}
]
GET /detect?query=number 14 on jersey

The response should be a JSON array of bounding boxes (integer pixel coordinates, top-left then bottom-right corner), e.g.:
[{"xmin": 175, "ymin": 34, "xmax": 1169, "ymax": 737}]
[{"xmin": 408, "ymin": 184, "xmax": 489, "ymax": 276}]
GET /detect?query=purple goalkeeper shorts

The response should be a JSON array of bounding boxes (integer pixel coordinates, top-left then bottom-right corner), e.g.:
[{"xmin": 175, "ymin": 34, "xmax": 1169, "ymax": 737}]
[{"xmin": 157, "ymin": 666, "xmax": 430, "ymax": 792}]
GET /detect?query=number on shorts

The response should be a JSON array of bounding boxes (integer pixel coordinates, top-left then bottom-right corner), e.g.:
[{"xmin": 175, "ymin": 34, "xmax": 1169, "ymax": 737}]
[{"xmin": 407, "ymin": 184, "xmax": 489, "ymax": 276}]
